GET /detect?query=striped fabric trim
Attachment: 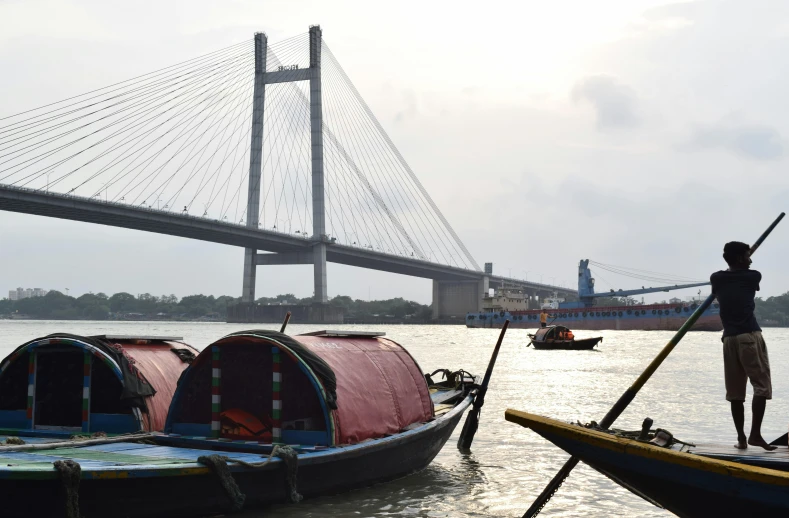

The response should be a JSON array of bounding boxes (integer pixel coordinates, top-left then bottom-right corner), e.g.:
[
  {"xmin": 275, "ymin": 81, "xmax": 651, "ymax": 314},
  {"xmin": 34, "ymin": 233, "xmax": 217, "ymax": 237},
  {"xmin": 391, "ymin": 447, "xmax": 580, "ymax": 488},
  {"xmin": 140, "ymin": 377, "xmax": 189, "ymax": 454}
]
[
  {"xmin": 210, "ymin": 346, "xmax": 221, "ymax": 437},
  {"xmin": 272, "ymin": 346, "xmax": 282, "ymax": 443},
  {"xmin": 82, "ymin": 352, "xmax": 92, "ymax": 432},
  {"xmin": 26, "ymin": 353, "xmax": 35, "ymax": 427}
]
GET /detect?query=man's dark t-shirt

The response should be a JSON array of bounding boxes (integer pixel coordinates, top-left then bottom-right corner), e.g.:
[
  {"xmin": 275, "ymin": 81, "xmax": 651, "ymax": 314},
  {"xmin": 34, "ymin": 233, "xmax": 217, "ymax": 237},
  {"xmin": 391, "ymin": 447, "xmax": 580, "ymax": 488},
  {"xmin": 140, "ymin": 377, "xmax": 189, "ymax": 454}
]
[{"xmin": 710, "ymin": 269, "xmax": 762, "ymax": 337}]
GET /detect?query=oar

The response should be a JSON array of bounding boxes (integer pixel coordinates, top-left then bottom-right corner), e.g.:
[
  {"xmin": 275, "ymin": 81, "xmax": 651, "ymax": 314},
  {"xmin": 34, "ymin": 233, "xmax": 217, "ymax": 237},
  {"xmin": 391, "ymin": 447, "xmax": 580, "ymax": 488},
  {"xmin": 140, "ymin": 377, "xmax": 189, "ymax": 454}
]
[
  {"xmin": 522, "ymin": 212, "xmax": 785, "ymax": 518},
  {"xmin": 280, "ymin": 311, "xmax": 292, "ymax": 333},
  {"xmin": 458, "ymin": 319, "xmax": 510, "ymax": 451}
]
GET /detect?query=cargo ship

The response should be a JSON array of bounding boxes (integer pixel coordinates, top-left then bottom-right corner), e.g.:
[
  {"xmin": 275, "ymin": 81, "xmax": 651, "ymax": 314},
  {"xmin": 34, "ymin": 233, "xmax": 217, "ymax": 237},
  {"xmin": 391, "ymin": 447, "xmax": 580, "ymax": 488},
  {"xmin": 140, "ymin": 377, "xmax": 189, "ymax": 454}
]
[{"xmin": 466, "ymin": 259, "xmax": 722, "ymax": 331}]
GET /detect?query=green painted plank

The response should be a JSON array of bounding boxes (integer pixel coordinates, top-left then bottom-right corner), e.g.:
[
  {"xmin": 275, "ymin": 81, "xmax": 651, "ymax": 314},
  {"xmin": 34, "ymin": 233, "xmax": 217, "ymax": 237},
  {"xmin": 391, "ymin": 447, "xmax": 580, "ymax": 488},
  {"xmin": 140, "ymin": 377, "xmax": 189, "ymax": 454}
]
[{"xmin": 35, "ymin": 448, "xmax": 193, "ymax": 465}]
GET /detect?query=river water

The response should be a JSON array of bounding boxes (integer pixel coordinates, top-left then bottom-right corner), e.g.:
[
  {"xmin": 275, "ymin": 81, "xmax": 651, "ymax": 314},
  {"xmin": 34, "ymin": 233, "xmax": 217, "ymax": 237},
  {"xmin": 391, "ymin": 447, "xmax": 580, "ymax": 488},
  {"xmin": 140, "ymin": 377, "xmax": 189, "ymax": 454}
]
[{"xmin": 2, "ymin": 321, "xmax": 788, "ymax": 517}]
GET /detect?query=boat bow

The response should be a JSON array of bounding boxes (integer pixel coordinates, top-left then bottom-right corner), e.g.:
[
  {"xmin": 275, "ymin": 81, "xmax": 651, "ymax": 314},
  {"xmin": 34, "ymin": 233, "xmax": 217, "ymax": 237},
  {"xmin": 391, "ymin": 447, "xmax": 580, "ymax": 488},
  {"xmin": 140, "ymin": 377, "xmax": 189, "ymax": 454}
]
[{"xmin": 505, "ymin": 409, "xmax": 789, "ymax": 518}]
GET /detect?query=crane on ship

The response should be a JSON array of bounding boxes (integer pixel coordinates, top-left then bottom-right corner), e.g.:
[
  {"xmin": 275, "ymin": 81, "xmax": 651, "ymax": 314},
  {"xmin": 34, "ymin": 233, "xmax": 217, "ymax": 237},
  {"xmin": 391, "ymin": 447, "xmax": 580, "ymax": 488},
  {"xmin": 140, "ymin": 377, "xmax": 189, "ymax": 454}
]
[{"xmin": 576, "ymin": 259, "xmax": 710, "ymax": 308}]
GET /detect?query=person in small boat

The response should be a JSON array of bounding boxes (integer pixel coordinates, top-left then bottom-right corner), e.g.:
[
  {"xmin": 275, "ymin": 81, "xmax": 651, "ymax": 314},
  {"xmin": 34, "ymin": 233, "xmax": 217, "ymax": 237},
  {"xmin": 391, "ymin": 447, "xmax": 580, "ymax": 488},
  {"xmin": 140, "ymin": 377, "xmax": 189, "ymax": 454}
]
[
  {"xmin": 711, "ymin": 241, "xmax": 775, "ymax": 451},
  {"xmin": 540, "ymin": 309, "xmax": 550, "ymax": 328}
]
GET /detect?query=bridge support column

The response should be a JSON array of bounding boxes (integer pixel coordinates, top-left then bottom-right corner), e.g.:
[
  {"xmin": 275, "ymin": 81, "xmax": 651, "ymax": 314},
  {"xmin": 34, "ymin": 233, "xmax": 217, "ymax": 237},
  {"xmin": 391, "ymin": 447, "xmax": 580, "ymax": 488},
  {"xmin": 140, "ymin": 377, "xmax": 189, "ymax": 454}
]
[
  {"xmin": 242, "ymin": 32, "xmax": 267, "ymax": 302},
  {"xmin": 432, "ymin": 279, "xmax": 486, "ymax": 320},
  {"xmin": 310, "ymin": 25, "xmax": 328, "ymax": 304}
]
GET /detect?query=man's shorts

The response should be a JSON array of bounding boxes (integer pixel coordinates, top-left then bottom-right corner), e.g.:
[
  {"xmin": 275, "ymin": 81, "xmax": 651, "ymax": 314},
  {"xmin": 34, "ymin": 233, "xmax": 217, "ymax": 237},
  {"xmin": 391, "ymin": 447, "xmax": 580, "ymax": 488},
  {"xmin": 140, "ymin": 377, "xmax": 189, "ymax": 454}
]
[{"xmin": 723, "ymin": 331, "xmax": 772, "ymax": 401}]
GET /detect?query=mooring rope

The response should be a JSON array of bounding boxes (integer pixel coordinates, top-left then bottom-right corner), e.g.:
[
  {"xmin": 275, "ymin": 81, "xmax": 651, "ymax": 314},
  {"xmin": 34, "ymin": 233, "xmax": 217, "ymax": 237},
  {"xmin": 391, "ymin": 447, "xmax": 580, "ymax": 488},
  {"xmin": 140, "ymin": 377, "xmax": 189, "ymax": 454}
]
[
  {"xmin": 53, "ymin": 459, "xmax": 81, "ymax": 518},
  {"xmin": 198, "ymin": 445, "xmax": 303, "ymax": 509},
  {"xmin": 274, "ymin": 445, "xmax": 302, "ymax": 503},
  {"xmin": 197, "ymin": 454, "xmax": 246, "ymax": 511}
]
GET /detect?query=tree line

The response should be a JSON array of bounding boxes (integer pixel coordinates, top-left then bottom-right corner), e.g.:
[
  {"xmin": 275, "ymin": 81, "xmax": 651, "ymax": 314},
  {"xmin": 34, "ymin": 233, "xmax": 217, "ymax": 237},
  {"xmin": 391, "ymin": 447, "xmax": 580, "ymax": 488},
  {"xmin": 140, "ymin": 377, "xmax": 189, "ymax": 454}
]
[
  {"xmin": 0, "ymin": 291, "xmax": 432, "ymax": 321},
  {"xmin": 3, "ymin": 289, "xmax": 787, "ymax": 324}
]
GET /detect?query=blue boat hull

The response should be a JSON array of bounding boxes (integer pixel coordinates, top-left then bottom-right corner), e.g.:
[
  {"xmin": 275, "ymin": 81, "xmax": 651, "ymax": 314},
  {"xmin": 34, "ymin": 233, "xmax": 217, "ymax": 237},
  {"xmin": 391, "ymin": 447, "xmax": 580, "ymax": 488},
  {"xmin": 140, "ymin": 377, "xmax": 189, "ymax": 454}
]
[{"xmin": 467, "ymin": 303, "xmax": 722, "ymax": 331}]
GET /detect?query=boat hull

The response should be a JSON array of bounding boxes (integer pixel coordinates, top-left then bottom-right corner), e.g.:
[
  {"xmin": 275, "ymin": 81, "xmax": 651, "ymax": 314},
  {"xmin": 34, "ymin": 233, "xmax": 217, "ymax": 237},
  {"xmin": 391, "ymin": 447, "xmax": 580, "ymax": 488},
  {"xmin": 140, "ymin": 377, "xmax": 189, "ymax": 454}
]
[
  {"xmin": 531, "ymin": 337, "xmax": 601, "ymax": 350},
  {"xmin": 505, "ymin": 410, "xmax": 789, "ymax": 518},
  {"xmin": 0, "ymin": 395, "xmax": 472, "ymax": 518},
  {"xmin": 468, "ymin": 304, "xmax": 722, "ymax": 331}
]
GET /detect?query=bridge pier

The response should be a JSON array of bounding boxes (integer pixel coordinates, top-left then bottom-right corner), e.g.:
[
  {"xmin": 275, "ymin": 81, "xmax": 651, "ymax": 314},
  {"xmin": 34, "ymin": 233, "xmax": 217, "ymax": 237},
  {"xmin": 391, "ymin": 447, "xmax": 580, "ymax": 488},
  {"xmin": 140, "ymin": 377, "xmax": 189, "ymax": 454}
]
[
  {"xmin": 242, "ymin": 32, "xmax": 267, "ymax": 302},
  {"xmin": 431, "ymin": 276, "xmax": 488, "ymax": 320},
  {"xmin": 309, "ymin": 26, "xmax": 328, "ymax": 304}
]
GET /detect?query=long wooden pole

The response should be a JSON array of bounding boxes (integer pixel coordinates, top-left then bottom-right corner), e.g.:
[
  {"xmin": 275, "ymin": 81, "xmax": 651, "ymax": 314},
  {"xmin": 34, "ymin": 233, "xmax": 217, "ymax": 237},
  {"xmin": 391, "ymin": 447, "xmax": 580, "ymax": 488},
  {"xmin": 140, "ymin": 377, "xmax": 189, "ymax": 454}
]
[
  {"xmin": 522, "ymin": 212, "xmax": 785, "ymax": 518},
  {"xmin": 0, "ymin": 431, "xmax": 154, "ymax": 453}
]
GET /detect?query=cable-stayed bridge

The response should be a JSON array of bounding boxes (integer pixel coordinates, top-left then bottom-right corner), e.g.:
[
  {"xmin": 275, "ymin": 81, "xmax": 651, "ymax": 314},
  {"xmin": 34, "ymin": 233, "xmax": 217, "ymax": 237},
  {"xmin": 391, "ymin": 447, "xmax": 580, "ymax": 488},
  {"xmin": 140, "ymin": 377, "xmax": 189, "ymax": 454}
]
[{"xmin": 0, "ymin": 26, "xmax": 575, "ymax": 320}]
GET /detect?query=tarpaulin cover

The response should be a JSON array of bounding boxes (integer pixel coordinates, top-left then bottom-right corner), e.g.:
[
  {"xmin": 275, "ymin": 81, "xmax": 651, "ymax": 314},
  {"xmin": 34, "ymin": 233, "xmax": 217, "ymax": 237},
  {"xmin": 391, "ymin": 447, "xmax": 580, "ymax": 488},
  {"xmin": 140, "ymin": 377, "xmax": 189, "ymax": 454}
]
[
  {"xmin": 296, "ymin": 335, "xmax": 434, "ymax": 444},
  {"xmin": 119, "ymin": 343, "xmax": 197, "ymax": 431},
  {"xmin": 533, "ymin": 326, "xmax": 570, "ymax": 342}
]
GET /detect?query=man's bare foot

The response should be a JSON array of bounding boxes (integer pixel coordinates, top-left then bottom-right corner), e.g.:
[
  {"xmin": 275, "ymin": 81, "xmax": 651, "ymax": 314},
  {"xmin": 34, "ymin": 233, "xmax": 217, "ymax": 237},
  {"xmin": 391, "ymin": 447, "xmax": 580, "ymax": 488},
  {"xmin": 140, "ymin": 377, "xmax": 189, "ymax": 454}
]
[
  {"xmin": 735, "ymin": 438, "xmax": 748, "ymax": 449},
  {"xmin": 748, "ymin": 436, "xmax": 777, "ymax": 451}
]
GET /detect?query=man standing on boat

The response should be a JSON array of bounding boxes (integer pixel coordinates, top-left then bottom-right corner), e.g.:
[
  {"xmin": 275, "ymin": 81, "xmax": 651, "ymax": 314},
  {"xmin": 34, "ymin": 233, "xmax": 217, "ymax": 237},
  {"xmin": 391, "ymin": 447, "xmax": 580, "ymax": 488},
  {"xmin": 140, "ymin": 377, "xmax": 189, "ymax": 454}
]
[
  {"xmin": 711, "ymin": 241, "xmax": 775, "ymax": 451},
  {"xmin": 540, "ymin": 309, "xmax": 550, "ymax": 328}
]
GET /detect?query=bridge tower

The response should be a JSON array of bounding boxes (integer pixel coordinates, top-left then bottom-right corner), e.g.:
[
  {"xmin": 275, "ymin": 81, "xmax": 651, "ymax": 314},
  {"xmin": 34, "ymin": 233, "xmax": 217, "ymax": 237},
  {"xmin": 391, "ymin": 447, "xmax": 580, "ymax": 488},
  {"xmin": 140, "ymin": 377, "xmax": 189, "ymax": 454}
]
[{"xmin": 242, "ymin": 26, "xmax": 329, "ymax": 304}]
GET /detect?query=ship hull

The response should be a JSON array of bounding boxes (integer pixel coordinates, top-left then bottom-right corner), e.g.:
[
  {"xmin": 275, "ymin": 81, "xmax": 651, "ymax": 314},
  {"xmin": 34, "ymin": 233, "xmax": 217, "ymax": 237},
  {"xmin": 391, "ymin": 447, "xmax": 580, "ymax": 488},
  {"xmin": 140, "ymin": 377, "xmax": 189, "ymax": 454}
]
[{"xmin": 467, "ymin": 304, "xmax": 722, "ymax": 331}]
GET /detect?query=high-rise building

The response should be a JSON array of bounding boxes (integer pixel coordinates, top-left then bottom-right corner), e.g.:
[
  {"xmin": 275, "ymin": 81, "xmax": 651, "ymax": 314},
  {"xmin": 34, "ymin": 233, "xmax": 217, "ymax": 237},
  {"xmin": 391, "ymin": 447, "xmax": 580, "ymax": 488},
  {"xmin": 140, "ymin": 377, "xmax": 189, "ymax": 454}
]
[{"xmin": 6, "ymin": 288, "xmax": 50, "ymax": 300}]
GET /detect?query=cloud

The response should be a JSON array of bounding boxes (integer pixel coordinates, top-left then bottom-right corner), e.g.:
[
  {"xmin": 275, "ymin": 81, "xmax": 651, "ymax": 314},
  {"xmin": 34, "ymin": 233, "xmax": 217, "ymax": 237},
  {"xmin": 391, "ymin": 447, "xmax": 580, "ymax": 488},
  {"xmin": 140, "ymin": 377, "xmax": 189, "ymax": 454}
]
[
  {"xmin": 571, "ymin": 75, "xmax": 640, "ymax": 130},
  {"xmin": 679, "ymin": 119, "xmax": 785, "ymax": 160},
  {"xmin": 394, "ymin": 89, "xmax": 418, "ymax": 123}
]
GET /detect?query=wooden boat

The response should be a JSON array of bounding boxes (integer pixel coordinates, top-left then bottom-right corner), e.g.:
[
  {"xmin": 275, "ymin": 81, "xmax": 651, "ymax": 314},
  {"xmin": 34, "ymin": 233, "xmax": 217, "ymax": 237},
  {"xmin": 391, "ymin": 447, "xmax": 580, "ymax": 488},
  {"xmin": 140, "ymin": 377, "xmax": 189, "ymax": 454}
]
[
  {"xmin": 0, "ymin": 333, "xmax": 197, "ymax": 436},
  {"xmin": 505, "ymin": 409, "xmax": 789, "ymax": 517},
  {"xmin": 0, "ymin": 330, "xmax": 477, "ymax": 518},
  {"xmin": 528, "ymin": 325, "xmax": 602, "ymax": 350}
]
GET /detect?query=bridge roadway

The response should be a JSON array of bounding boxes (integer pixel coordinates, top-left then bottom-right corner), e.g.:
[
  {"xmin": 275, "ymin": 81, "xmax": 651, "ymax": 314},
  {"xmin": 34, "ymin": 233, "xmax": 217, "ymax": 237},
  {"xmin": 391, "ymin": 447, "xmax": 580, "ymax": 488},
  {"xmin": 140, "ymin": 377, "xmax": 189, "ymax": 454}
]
[{"xmin": 0, "ymin": 184, "xmax": 576, "ymax": 314}]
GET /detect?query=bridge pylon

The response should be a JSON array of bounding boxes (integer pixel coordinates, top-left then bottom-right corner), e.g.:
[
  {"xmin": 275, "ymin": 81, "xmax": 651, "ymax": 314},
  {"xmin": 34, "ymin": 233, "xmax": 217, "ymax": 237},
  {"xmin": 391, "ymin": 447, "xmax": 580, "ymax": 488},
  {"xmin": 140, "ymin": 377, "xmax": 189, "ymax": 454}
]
[{"xmin": 242, "ymin": 26, "xmax": 329, "ymax": 304}]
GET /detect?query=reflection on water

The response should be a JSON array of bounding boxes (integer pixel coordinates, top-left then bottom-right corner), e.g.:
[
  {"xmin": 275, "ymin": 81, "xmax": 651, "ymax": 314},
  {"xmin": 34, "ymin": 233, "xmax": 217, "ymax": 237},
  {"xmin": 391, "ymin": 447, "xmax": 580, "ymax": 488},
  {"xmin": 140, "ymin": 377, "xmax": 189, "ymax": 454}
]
[{"xmin": 2, "ymin": 321, "xmax": 788, "ymax": 517}]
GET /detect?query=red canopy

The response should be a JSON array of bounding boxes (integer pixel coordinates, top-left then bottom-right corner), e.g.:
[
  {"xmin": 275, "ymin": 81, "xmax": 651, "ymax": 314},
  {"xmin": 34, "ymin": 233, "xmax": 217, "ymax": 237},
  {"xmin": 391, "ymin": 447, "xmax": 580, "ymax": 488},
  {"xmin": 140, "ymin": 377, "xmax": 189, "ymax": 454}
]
[
  {"xmin": 166, "ymin": 331, "xmax": 434, "ymax": 446},
  {"xmin": 297, "ymin": 335, "xmax": 434, "ymax": 444}
]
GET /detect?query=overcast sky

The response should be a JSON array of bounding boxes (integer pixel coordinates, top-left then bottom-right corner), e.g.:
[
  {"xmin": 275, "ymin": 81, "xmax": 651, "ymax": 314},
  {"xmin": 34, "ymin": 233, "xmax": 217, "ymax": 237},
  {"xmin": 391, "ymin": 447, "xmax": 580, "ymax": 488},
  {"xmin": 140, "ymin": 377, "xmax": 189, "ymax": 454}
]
[{"xmin": 1, "ymin": 0, "xmax": 787, "ymax": 304}]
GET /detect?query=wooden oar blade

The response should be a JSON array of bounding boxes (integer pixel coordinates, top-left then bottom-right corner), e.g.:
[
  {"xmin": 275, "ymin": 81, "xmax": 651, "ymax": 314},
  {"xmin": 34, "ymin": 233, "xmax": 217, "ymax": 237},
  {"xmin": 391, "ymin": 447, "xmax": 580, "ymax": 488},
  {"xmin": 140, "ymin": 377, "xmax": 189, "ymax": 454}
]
[
  {"xmin": 457, "ymin": 320, "xmax": 509, "ymax": 451},
  {"xmin": 457, "ymin": 407, "xmax": 480, "ymax": 452}
]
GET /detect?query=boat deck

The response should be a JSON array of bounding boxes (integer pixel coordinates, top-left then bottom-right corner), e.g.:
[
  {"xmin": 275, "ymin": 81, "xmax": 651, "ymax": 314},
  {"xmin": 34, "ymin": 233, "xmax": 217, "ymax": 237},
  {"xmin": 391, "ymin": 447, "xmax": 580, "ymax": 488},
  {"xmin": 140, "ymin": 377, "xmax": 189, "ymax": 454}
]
[
  {"xmin": 677, "ymin": 442, "xmax": 789, "ymax": 471},
  {"xmin": 0, "ymin": 441, "xmax": 282, "ymax": 475},
  {"xmin": 0, "ymin": 389, "xmax": 467, "ymax": 478}
]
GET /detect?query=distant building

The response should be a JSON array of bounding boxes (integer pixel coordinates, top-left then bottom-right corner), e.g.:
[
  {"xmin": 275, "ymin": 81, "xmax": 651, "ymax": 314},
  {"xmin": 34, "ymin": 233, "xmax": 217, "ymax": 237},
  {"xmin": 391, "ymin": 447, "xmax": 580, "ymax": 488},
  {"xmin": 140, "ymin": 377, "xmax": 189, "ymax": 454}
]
[{"xmin": 6, "ymin": 287, "xmax": 50, "ymax": 301}]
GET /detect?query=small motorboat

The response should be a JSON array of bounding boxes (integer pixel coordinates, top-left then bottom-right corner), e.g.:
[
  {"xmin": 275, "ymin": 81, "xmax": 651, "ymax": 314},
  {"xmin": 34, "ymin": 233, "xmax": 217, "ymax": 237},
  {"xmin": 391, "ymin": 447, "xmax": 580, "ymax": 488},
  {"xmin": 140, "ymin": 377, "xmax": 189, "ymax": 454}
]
[
  {"xmin": 528, "ymin": 325, "xmax": 602, "ymax": 350},
  {"xmin": 0, "ymin": 329, "xmax": 480, "ymax": 518},
  {"xmin": 505, "ymin": 409, "xmax": 789, "ymax": 517}
]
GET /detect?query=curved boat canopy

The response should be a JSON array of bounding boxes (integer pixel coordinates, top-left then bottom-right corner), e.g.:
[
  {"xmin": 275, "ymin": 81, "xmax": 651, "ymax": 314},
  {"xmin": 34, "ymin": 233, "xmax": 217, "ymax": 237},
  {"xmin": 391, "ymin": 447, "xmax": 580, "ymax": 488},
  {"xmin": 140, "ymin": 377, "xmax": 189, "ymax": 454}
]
[
  {"xmin": 533, "ymin": 325, "xmax": 572, "ymax": 342},
  {"xmin": 0, "ymin": 334, "xmax": 197, "ymax": 435},
  {"xmin": 165, "ymin": 330, "xmax": 434, "ymax": 446}
]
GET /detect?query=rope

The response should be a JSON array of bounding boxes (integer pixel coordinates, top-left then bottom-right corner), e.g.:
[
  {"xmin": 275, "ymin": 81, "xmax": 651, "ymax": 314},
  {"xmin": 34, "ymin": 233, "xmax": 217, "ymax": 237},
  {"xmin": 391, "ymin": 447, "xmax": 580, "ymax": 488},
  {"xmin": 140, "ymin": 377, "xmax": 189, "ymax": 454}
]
[
  {"xmin": 53, "ymin": 459, "xmax": 81, "ymax": 518},
  {"xmin": 226, "ymin": 445, "xmax": 303, "ymax": 503},
  {"xmin": 580, "ymin": 421, "xmax": 695, "ymax": 448},
  {"xmin": 275, "ymin": 445, "xmax": 303, "ymax": 503},
  {"xmin": 197, "ymin": 454, "xmax": 246, "ymax": 511}
]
